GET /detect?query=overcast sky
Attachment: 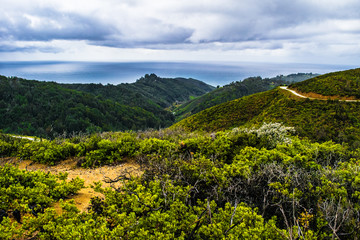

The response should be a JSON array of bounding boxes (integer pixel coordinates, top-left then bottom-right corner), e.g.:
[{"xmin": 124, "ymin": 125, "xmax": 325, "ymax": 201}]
[{"xmin": 1, "ymin": 0, "xmax": 360, "ymax": 64}]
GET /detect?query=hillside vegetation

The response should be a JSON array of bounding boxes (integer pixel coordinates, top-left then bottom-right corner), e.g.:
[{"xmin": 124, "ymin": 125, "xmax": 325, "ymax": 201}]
[
  {"xmin": 1, "ymin": 124, "xmax": 360, "ymax": 239},
  {"xmin": 174, "ymin": 73, "xmax": 317, "ymax": 120},
  {"xmin": 174, "ymin": 87, "xmax": 360, "ymax": 147},
  {"xmin": 62, "ymin": 73, "xmax": 214, "ymax": 111},
  {"xmin": 290, "ymin": 68, "xmax": 360, "ymax": 98},
  {"xmin": 0, "ymin": 76, "xmax": 161, "ymax": 137},
  {"xmin": 0, "ymin": 74, "xmax": 213, "ymax": 138},
  {"xmin": 3, "ymin": 69, "xmax": 360, "ymax": 239}
]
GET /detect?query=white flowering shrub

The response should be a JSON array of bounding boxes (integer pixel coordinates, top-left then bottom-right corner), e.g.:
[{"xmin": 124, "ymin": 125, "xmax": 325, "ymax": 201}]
[{"xmin": 232, "ymin": 122, "xmax": 295, "ymax": 148}]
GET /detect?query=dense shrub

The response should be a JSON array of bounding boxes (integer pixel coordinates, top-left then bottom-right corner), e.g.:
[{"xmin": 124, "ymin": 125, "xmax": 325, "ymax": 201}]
[{"xmin": 2, "ymin": 123, "xmax": 360, "ymax": 238}]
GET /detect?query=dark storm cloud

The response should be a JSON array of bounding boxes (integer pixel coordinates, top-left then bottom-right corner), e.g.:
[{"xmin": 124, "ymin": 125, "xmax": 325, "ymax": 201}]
[{"xmin": 1, "ymin": 0, "xmax": 360, "ymax": 60}]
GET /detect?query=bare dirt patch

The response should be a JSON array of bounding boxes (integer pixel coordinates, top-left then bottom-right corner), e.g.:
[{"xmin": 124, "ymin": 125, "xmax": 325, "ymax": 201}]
[{"xmin": 0, "ymin": 158, "xmax": 142, "ymax": 213}]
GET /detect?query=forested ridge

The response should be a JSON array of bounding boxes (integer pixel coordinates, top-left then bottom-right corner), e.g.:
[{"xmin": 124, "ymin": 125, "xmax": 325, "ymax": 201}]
[
  {"xmin": 2, "ymin": 68, "xmax": 360, "ymax": 239},
  {"xmin": 0, "ymin": 74, "xmax": 213, "ymax": 138},
  {"xmin": 174, "ymin": 73, "xmax": 318, "ymax": 120},
  {"xmin": 0, "ymin": 75, "xmax": 162, "ymax": 137},
  {"xmin": 62, "ymin": 73, "xmax": 215, "ymax": 109}
]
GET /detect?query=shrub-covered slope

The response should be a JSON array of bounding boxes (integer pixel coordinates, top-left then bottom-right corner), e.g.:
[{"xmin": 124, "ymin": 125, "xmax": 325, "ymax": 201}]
[
  {"xmin": 174, "ymin": 87, "xmax": 360, "ymax": 147},
  {"xmin": 174, "ymin": 73, "xmax": 317, "ymax": 121},
  {"xmin": 2, "ymin": 125, "xmax": 360, "ymax": 239},
  {"xmin": 290, "ymin": 68, "xmax": 360, "ymax": 98}
]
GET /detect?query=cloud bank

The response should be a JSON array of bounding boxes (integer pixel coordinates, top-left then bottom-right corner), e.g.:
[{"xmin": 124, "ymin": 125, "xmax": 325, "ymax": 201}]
[{"xmin": 1, "ymin": 0, "xmax": 360, "ymax": 63}]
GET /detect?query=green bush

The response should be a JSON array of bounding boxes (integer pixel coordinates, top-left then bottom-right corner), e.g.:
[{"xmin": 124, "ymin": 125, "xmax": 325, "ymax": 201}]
[
  {"xmin": 17, "ymin": 140, "xmax": 76, "ymax": 165},
  {"xmin": 0, "ymin": 164, "xmax": 84, "ymax": 212}
]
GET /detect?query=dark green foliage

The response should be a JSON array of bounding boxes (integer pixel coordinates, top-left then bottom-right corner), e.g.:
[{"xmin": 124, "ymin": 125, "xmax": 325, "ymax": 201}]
[
  {"xmin": 0, "ymin": 76, "xmax": 164, "ymax": 138},
  {"xmin": 174, "ymin": 88, "xmax": 360, "ymax": 147},
  {"xmin": 290, "ymin": 68, "xmax": 360, "ymax": 98},
  {"xmin": 174, "ymin": 73, "xmax": 317, "ymax": 120},
  {"xmin": 0, "ymin": 74, "xmax": 214, "ymax": 138},
  {"xmin": 62, "ymin": 73, "xmax": 215, "ymax": 127},
  {"xmin": 63, "ymin": 73, "xmax": 214, "ymax": 109}
]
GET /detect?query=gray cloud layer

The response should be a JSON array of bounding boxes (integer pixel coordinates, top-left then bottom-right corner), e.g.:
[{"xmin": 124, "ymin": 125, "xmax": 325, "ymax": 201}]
[{"xmin": 1, "ymin": 0, "xmax": 360, "ymax": 62}]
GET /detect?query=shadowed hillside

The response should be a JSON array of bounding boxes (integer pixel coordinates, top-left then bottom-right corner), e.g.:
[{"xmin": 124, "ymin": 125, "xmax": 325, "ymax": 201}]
[{"xmin": 0, "ymin": 74, "xmax": 214, "ymax": 138}]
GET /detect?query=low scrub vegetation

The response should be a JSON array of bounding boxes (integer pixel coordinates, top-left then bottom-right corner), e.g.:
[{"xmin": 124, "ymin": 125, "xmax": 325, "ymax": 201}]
[
  {"xmin": 290, "ymin": 68, "xmax": 360, "ymax": 98},
  {"xmin": 1, "ymin": 123, "xmax": 360, "ymax": 239}
]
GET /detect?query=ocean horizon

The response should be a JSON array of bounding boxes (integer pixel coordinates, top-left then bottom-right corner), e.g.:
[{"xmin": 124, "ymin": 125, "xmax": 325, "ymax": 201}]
[{"xmin": 0, "ymin": 61, "xmax": 356, "ymax": 86}]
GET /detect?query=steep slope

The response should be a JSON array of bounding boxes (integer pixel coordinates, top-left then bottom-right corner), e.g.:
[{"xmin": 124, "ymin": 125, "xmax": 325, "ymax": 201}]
[
  {"xmin": 173, "ymin": 87, "xmax": 360, "ymax": 147},
  {"xmin": 174, "ymin": 73, "xmax": 317, "ymax": 120},
  {"xmin": 290, "ymin": 68, "xmax": 360, "ymax": 99},
  {"xmin": 0, "ymin": 76, "xmax": 165, "ymax": 137}
]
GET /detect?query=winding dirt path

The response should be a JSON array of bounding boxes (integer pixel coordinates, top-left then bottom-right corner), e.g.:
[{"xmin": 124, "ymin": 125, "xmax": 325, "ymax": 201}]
[
  {"xmin": 280, "ymin": 86, "xmax": 360, "ymax": 102},
  {"xmin": 0, "ymin": 158, "xmax": 141, "ymax": 213}
]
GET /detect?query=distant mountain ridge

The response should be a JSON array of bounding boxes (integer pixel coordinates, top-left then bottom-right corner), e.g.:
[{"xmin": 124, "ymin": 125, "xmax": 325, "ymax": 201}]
[
  {"xmin": 174, "ymin": 73, "xmax": 318, "ymax": 120},
  {"xmin": 62, "ymin": 73, "xmax": 215, "ymax": 109},
  {"xmin": 61, "ymin": 73, "xmax": 215, "ymax": 130}
]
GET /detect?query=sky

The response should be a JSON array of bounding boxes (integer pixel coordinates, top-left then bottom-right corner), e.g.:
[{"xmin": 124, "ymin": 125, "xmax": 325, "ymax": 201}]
[{"xmin": 1, "ymin": 0, "xmax": 360, "ymax": 64}]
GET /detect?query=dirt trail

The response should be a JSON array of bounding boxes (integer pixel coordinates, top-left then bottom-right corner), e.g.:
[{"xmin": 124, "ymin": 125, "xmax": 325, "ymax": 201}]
[
  {"xmin": 280, "ymin": 86, "xmax": 360, "ymax": 102},
  {"xmin": 0, "ymin": 158, "xmax": 141, "ymax": 213}
]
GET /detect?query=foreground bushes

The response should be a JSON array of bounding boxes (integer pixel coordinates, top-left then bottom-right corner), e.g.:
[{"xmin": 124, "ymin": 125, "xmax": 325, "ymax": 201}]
[
  {"xmin": 2, "ymin": 123, "xmax": 360, "ymax": 238},
  {"xmin": 0, "ymin": 165, "xmax": 84, "ymax": 239},
  {"xmin": 0, "ymin": 124, "xmax": 296, "ymax": 167},
  {"xmin": 1, "ymin": 176, "xmax": 284, "ymax": 239}
]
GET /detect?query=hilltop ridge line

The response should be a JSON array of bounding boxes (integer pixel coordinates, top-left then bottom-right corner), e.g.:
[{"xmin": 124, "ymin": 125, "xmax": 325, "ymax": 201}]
[{"xmin": 280, "ymin": 86, "xmax": 360, "ymax": 102}]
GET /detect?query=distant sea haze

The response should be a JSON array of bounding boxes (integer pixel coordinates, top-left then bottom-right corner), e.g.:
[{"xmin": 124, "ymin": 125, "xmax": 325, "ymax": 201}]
[{"xmin": 0, "ymin": 61, "xmax": 356, "ymax": 87}]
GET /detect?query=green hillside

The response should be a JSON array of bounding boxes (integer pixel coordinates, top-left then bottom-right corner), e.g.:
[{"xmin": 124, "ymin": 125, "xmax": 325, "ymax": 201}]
[
  {"xmin": 0, "ymin": 76, "xmax": 165, "ymax": 138},
  {"xmin": 174, "ymin": 87, "xmax": 360, "ymax": 147},
  {"xmin": 62, "ymin": 73, "xmax": 215, "ymax": 111},
  {"xmin": 0, "ymin": 74, "xmax": 214, "ymax": 138},
  {"xmin": 174, "ymin": 73, "xmax": 317, "ymax": 121},
  {"xmin": 3, "ymin": 69, "xmax": 360, "ymax": 239},
  {"xmin": 290, "ymin": 68, "xmax": 360, "ymax": 98}
]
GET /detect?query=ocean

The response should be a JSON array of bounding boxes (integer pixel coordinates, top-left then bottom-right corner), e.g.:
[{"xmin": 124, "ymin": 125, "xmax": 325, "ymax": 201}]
[{"xmin": 0, "ymin": 61, "xmax": 356, "ymax": 86}]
